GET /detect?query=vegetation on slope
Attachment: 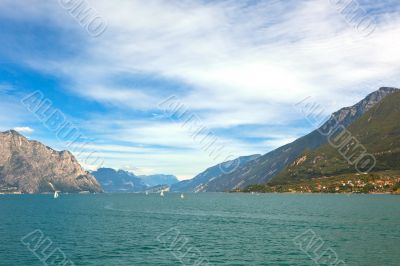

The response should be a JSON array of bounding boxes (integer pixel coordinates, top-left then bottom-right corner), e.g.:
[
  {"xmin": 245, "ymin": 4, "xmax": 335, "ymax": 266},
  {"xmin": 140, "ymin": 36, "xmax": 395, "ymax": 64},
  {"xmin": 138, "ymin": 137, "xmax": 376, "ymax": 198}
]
[
  {"xmin": 242, "ymin": 170, "xmax": 400, "ymax": 194},
  {"xmin": 270, "ymin": 91, "xmax": 400, "ymax": 185}
]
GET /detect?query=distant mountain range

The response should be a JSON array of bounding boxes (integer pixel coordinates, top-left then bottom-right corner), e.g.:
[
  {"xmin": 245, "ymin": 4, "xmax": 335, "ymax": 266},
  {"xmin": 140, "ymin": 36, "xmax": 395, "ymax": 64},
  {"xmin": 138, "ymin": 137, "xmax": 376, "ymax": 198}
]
[
  {"xmin": 170, "ymin": 154, "xmax": 261, "ymax": 192},
  {"xmin": 138, "ymin": 174, "xmax": 178, "ymax": 187},
  {"xmin": 0, "ymin": 130, "xmax": 102, "ymax": 194},
  {"xmin": 92, "ymin": 168, "xmax": 178, "ymax": 193},
  {"xmin": 91, "ymin": 168, "xmax": 147, "ymax": 193}
]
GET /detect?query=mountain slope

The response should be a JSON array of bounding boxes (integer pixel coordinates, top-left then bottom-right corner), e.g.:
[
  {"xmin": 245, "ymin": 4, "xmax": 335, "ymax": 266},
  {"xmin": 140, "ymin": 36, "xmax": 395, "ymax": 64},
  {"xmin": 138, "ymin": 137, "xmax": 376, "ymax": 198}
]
[
  {"xmin": 202, "ymin": 87, "xmax": 399, "ymax": 191},
  {"xmin": 271, "ymin": 91, "xmax": 400, "ymax": 184},
  {"xmin": 170, "ymin": 154, "xmax": 261, "ymax": 192},
  {"xmin": 92, "ymin": 168, "xmax": 147, "ymax": 192},
  {"xmin": 0, "ymin": 130, "xmax": 102, "ymax": 194}
]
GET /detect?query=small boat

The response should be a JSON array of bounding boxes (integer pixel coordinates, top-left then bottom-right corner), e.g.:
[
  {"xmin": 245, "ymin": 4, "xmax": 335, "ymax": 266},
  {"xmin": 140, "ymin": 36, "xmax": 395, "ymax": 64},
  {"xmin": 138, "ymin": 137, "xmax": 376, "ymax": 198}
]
[
  {"xmin": 160, "ymin": 190, "xmax": 164, "ymax": 197},
  {"xmin": 145, "ymin": 191, "xmax": 149, "ymax": 196},
  {"xmin": 180, "ymin": 194, "xmax": 184, "ymax": 199},
  {"xmin": 49, "ymin": 182, "xmax": 60, "ymax": 198}
]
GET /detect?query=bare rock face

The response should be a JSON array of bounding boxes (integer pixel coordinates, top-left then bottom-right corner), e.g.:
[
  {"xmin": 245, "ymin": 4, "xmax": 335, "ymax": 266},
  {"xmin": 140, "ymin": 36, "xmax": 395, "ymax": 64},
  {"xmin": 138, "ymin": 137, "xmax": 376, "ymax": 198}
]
[
  {"xmin": 0, "ymin": 130, "xmax": 103, "ymax": 194},
  {"xmin": 330, "ymin": 87, "xmax": 399, "ymax": 127}
]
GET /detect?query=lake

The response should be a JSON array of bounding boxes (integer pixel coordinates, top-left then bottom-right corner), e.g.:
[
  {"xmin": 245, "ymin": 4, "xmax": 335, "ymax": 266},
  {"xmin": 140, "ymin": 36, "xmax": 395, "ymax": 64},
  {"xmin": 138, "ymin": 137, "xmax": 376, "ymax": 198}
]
[{"xmin": 1, "ymin": 193, "xmax": 399, "ymax": 265}]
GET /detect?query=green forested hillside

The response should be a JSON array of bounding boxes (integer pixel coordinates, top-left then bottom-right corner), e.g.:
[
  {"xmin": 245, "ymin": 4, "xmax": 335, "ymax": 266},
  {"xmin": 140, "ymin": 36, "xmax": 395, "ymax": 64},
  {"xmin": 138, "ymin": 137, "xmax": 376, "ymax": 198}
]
[{"xmin": 270, "ymin": 91, "xmax": 400, "ymax": 184}]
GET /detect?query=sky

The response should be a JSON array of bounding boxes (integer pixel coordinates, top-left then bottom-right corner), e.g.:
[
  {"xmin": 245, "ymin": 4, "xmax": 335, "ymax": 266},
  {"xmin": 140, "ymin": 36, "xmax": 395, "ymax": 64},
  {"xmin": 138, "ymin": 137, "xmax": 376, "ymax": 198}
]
[{"xmin": 0, "ymin": 0, "xmax": 399, "ymax": 180}]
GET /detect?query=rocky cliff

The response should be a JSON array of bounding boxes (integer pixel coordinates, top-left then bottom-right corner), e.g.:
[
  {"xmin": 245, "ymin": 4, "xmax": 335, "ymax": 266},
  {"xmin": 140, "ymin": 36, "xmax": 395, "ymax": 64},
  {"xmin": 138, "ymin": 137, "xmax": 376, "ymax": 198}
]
[{"xmin": 0, "ymin": 130, "xmax": 103, "ymax": 194}]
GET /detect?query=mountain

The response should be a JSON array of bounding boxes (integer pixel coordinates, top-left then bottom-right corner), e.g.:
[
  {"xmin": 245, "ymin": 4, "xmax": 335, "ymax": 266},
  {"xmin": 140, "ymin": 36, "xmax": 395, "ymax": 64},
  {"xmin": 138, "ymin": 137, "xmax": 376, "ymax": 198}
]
[
  {"xmin": 138, "ymin": 174, "xmax": 178, "ymax": 187},
  {"xmin": 270, "ymin": 90, "xmax": 400, "ymax": 184},
  {"xmin": 201, "ymin": 87, "xmax": 399, "ymax": 191},
  {"xmin": 0, "ymin": 130, "xmax": 102, "ymax": 194},
  {"xmin": 170, "ymin": 154, "xmax": 261, "ymax": 192},
  {"xmin": 92, "ymin": 168, "xmax": 147, "ymax": 193},
  {"xmin": 92, "ymin": 168, "xmax": 179, "ymax": 192}
]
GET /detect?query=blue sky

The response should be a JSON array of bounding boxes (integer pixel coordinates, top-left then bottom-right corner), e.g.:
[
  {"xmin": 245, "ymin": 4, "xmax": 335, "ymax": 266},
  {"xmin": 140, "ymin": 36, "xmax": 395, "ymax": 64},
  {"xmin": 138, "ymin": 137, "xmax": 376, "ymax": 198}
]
[{"xmin": 0, "ymin": 0, "xmax": 399, "ymax": 179}]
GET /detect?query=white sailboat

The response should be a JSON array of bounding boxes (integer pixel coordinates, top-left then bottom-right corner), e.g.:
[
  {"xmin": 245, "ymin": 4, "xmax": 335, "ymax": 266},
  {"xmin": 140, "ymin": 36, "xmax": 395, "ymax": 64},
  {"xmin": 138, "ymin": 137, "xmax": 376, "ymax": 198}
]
[
  {"xmin": 145, "ymin": 191, "xmax": 149, "ymax": 196},
  {"xmin": 49, "ymin": 182, "xmax": 59, "ymax": 199},
  {"xmin": 160, "ymin": 190, "xmax": 164, "ymax": 197},
  {"xmin": 180, "ymin": 194, "xmax": 184, "ymax": 199}
]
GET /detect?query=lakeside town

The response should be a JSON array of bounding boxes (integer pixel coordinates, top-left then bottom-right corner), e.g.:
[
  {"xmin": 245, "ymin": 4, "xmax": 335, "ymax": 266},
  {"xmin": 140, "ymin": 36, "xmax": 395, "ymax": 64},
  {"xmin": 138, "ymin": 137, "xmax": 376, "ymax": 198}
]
[{"xmin": 242, "ymin": 171, "xmax": 400, "ymax": 194}]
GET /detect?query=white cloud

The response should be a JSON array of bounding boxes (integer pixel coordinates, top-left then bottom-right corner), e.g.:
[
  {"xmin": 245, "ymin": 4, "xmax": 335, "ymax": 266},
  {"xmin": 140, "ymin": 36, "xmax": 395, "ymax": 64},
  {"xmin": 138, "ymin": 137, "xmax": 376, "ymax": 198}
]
[
  {"xmin": 6, "ymin": 1, "xmax": 399, "ymax": 115},
  {"xmin": 1, "ymin": 0, "xmax": 400, "ymax": 178},
  {"xmin": 30, "ymin": 0, "xmax": 398, "ymax": 120},
  {"xmin": 13, "ymin": 127, "xmax": 34, "ymax": 133},
  {"xmin": 61, "ymin": 118, "xmax": 265, "ymax": 179}
]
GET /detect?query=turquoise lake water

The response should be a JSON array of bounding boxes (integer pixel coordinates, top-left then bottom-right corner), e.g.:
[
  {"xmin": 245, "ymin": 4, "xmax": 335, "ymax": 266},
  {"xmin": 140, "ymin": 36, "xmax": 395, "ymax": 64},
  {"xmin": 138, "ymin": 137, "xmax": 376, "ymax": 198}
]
[{"xmin": 1, "ymin": 193, "xmax": 399, "ymax": 265}]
